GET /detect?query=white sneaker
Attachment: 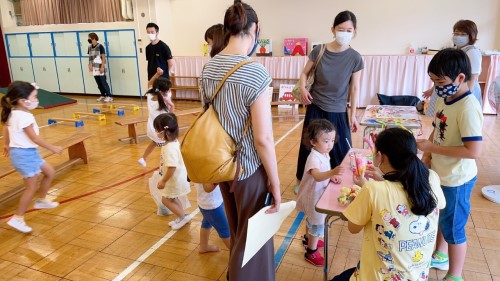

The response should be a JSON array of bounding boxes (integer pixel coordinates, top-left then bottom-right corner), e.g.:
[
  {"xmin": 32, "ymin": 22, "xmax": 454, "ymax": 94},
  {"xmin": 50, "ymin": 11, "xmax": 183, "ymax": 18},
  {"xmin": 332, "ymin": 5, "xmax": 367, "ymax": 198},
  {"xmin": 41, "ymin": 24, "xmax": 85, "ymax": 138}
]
[
  {"xmin": 171, "ymin": 215, "xmax": 191, "ymax": 230},
  {"xmin": 96, "ymin": 96, "xmax": 105, "ymax": 102},
  {"xmin": 7, "ymin": 216, "xmax": 32, "ymax": 233},
  {"xmin": 138, "ymin": 158, "xmax": 147, "ymax": 167},
  {"xmin": 104, "ymin": 97, "xmax": 113, "ymax": 103},
  {"xmin": 34, "ymin": 199, "xmax": 59, "ymax": 209},
  {"xmin": 157, "ymin": 205, "xmax": 173, "ymax": 216},
  {"xmin": 168, "ymin": 217, "xmax": 182, "ymax": 226}
]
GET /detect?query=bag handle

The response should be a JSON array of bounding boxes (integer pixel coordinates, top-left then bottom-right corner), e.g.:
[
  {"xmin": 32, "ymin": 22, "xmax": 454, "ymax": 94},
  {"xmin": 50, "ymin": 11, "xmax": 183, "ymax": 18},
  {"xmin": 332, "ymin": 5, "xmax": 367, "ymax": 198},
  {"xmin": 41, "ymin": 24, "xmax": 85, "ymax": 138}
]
[
  {"xmin": 210, "ymin": 59, "xmax": 254, "ymax": 102},
  {"xmin": 310, "ymin": 44, "xmax": 326, "ymax": 74}
]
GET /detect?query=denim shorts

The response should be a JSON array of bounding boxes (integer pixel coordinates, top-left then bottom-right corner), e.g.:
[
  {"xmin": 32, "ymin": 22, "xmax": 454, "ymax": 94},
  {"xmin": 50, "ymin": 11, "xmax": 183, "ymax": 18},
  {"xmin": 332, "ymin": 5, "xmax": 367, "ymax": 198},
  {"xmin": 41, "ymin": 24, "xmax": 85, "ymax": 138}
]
[
  {"xmin": 199, "ymin": 203, "xmax": 230, "ymax": 239},
  {"xmin": 306, "ymin": 218, "xmax": 325, "ymax": 237},
  {"xmin": 9, "ymin": 147, "xmax": 45, "ymax": 178},
  {"xmin": 439, "ymin": 176, "xmax": 476, "ymax": 245}
]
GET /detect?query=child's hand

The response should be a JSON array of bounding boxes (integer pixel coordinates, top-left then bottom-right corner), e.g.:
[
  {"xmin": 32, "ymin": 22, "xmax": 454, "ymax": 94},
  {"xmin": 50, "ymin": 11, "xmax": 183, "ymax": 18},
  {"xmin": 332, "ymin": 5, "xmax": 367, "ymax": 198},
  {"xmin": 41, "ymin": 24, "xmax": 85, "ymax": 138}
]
[
  {"xmin": 3, "ymin": 146, "xmax": 9, "ymax": 157},
  {"xmin": 353, "ymin": 170, "xmax": 367, "ymax": 187},
  {"xmin": 157, "ymin": 180, "xmax": 166, "ymax": 189},
  {"xmin": 52, "ymin": 146, "xmax": 63, "ymax": 154},
  {"xmin": 416, "ymin": 139, "xmax": 433, "ymax": 152},
  {"xmin": 156, "ymin": 67, "xmax": 164, "ymax": 76},
  {"xmin": 331, "ymin": 175, "xmax": 342, "ymax": 184},
  {"xmin": 364, "ymin": 164, "xmax": 384, "ymax": 181},
  {"xmin": 332, "ymin": 165, "xmax": 346, "ymax": 176}
]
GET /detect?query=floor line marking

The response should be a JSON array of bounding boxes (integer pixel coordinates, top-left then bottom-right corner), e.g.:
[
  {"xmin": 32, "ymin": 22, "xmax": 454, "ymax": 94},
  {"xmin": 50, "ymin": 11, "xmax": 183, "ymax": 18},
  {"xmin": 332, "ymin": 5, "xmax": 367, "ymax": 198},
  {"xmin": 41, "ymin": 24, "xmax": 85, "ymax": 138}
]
[
  {"xmin": 113, "ymin": 118, "xmax": 304, "ymax": 279},
  {"xmin": 112, "ymin": 208, "xmax": 200, "ymax": 281},
  {"xmin": 274, "ymin": 211, "xmax": 304, "ymax": 269}
]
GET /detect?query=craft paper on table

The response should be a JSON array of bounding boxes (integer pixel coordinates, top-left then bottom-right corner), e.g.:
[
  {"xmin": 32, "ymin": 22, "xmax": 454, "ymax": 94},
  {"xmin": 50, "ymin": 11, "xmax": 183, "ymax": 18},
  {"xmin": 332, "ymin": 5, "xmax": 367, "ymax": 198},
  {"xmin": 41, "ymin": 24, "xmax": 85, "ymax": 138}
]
[{"xmin": 242, "ymin": 201, "xmax": 296, "ymax": 268}]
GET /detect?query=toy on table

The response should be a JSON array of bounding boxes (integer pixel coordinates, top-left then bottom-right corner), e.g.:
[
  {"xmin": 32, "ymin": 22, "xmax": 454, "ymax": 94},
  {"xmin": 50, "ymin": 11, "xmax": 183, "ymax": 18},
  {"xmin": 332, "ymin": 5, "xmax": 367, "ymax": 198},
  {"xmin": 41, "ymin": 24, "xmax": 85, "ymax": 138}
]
[{"xmin": 337, "ymin": 185, "xmax": 362, "ymax": 206}]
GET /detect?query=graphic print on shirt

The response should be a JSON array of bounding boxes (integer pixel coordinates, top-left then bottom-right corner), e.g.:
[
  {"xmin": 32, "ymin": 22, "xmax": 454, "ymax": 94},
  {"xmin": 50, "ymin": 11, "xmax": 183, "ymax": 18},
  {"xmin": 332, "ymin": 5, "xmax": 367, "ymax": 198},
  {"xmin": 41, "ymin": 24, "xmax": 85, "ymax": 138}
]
[
  {"xmin": 378, "ymin": 237, "xmax": 393, "ymax": 250},
  {"xmin": 377, "ymin": 251, "xmax": 394, "ymax": 263},
  {"xmin": 395, "ymin": 204, "xmax": 411, "ymax": 218},
  {"xmin": 418, "ymin": 271, "xmax": 429, "ymax": 281},
  {"xmin": 412, "ymin": 249, "xmax": 423, "ymax": 262},
  {"xmin": 381, "ymin": 209, "xmax": 401, "ymax": 229},
  {"xmin": 383, "ymin": 272, "xmax": 404, "ymax": 281},
  {"xmin": 409, "ymin": 216, "xmax": 430, "ymax": 236},
  {"xmin": 434, "ymin": 109, "xmax": 448, "ymax": 142},
  {"xmin": 376, "ymin": 224, "xmax": 397, "ymax": 240}
]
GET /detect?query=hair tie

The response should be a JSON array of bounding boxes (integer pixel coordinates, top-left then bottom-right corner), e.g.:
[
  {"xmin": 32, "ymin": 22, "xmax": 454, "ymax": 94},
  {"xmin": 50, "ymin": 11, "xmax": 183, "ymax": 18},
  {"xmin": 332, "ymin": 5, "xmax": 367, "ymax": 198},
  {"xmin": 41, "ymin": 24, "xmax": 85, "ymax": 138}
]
[
  {"xmin": 155, "ymin": 88, "xmax": 160, "ymax": 93},
  {"xmin": 164, "ymin": 125, "xmax": 169, "ymax": 129}
]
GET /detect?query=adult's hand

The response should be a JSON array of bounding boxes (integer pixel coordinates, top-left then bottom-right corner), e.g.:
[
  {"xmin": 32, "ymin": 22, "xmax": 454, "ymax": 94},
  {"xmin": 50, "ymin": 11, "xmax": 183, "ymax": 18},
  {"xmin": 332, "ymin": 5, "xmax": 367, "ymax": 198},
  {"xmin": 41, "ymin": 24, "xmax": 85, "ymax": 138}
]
[
  {"xmin": 351, "ymin": 119, "xmax": 359, "ymax": 133},
  {"xmin": 265, "ymin": 183, "xmax": 281, "ymax": 214},
  {"xmin": 301, "ymin": 88, "xmax": 313, "ymax": 105}
]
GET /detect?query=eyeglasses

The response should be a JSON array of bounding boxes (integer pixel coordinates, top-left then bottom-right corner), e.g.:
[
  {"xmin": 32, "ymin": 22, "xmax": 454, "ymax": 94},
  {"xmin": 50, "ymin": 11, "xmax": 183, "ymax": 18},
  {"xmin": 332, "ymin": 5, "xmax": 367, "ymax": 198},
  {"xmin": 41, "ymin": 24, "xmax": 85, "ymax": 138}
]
[{"xmin": 452, "ymin": 32, "xmax": 468, "ymax": 36}]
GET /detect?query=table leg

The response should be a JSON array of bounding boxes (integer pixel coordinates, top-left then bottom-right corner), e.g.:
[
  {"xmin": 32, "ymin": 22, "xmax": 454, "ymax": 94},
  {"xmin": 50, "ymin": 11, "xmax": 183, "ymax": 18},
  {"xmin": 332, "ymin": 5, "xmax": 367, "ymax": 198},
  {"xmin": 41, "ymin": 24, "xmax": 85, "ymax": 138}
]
[{"xmin": 324, "ymin": 215, "xmax": 342, "ymax": 281}]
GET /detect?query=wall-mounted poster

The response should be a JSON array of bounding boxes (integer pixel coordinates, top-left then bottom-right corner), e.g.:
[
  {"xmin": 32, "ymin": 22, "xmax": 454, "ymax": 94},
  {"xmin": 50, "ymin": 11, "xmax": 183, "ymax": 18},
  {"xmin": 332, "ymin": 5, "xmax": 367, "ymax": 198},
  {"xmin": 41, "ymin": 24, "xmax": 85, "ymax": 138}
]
[
  {"xmin": 284, "ymin": 38, "xmax": 308, "ymax": 56},
  {"xmin": 256, "ymin": 39, "xmax": 272, "ymax": 56}
]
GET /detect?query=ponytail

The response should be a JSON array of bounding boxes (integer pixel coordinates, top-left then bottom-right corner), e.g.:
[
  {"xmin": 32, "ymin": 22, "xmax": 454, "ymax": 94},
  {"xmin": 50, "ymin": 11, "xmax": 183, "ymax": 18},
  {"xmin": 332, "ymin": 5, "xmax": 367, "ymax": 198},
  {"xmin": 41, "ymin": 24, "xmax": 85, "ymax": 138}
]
[
  {"xmin": 376, "ymin": 128, "xmax": 437, "ymax": 216},
  {"xmin": 1, "ymin": 95, "xmax": 12, "ymax": 124},
  {"xmin": 223, "ymin": 1, "xmax": 258, "ymax": 43},
  {"xmin": 149, "ymin": 77, "xmax": 172, "ymax": 112}
]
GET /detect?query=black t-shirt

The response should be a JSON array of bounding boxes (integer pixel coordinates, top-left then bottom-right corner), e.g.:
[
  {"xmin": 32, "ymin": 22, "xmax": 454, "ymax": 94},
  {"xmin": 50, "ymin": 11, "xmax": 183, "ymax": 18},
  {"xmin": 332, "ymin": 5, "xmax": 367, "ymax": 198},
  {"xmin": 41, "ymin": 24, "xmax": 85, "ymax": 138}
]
[{"xmin": 145, "ymin": 40, "xmax": 173, "ymax": 80}]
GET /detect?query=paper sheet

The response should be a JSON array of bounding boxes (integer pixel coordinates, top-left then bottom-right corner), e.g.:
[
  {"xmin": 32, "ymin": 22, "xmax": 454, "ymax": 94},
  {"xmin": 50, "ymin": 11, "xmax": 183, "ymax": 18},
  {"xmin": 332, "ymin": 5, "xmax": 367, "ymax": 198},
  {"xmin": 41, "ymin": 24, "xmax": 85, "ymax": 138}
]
[{"xmin": 242, "ymin": 201, "xmax": 296, "ymax": 268}]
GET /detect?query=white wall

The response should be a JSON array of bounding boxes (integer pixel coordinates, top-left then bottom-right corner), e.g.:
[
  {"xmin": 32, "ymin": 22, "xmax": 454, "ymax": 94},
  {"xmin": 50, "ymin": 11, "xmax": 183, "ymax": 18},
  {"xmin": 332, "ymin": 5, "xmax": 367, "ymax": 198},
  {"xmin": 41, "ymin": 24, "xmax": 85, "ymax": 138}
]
[
  {"xmin": 0, "ymin": 0, "xmax": 17, "ymax": 28},
  {"xmin": 160, "ymin": 0, "xmax": 500, "ymax": 56}
]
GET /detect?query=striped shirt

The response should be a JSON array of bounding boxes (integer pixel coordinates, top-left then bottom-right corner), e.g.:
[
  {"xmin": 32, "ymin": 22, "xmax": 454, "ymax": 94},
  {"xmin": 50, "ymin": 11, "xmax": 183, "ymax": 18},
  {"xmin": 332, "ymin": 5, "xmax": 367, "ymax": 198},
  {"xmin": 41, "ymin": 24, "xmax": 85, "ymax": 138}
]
[{"xmin": 200, "ymin": 54, "xmax": 272, "ymax": 180}]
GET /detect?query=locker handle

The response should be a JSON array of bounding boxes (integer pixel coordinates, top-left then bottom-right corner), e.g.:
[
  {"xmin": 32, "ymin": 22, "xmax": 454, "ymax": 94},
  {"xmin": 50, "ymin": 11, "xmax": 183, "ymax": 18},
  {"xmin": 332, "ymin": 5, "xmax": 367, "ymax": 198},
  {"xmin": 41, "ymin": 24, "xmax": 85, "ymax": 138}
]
[
  {"xmin": 122, "ymin": 69, "xmax": 125, "ymax": 74},
  {"xmin": 20, "ymin": 67, "xmax": 23, "ymax": 71},
  {"xmin": 67, "ymin": 68, "xmax": 71, "ymax": 73},
  {"xmin": 43, "ymin": 67, "xmax": 46, "ymax": 71}
]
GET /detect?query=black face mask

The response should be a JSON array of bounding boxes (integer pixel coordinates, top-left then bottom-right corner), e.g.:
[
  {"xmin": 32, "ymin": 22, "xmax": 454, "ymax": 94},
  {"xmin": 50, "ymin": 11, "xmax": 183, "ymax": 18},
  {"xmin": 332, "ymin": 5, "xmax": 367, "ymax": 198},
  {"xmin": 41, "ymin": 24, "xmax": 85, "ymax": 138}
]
[{"xmin": 87, "ymin": 39, "xmax": 92, "ymax": 44}]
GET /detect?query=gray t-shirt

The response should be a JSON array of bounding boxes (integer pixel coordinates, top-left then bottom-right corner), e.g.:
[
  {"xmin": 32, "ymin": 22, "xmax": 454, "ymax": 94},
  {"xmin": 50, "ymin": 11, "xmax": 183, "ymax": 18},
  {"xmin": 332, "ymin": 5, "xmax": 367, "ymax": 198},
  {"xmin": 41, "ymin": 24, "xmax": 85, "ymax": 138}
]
[{"xmin": 309, "ymin": 46, "xmax": 364, "ymax": 112}]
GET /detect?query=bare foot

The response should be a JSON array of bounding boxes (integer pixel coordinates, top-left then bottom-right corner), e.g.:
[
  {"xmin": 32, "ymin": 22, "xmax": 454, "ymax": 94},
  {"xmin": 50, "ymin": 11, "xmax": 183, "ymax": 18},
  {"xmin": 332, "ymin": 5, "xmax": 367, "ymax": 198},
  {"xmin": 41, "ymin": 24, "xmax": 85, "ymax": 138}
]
[{"xmin": 199, "ymin": 244, "xmax": 220, "ymax": 254}]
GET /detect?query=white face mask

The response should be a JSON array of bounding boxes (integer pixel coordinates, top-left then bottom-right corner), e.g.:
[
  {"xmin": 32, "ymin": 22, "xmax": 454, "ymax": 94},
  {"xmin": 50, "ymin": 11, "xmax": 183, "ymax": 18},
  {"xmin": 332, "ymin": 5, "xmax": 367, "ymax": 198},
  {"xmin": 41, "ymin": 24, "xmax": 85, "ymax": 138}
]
[
  {"xmin": 335, "ymin": 31, "xmax": 353, "ymax": 46},
  {"xmin": 452, "ymin": 35, "xmax": 468, "ymax": 47},
  {"xmin": 24, "ymin": 100, "xmax": 39, "ymax": 110},
  {"xmin": 148, "ymin": 33, "xmax": 157, "ymax": 41}
]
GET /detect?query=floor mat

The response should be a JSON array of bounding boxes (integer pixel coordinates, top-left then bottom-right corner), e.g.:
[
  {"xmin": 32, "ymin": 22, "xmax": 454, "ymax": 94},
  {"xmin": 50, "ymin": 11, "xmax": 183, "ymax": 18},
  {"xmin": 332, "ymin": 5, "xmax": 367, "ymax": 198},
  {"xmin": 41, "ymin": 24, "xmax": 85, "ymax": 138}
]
[{"xmin": 0, "ymin": 87, "xmax": 77, "ymax": 109}]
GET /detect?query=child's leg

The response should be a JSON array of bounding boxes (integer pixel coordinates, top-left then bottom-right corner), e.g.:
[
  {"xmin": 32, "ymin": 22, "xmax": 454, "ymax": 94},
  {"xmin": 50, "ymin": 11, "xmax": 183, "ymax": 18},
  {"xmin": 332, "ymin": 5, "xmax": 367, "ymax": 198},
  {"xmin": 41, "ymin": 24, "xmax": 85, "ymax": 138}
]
[
  {"xmin": 161, "ymin": 197, "xmax": 185, "ymax": 218},
  {"xmin": 199, "ymin": 227, "xmax": 220, "ymax": 253},
  {"xmin": 448, "ymin": 243, "xmax": 467, "ymax": 277},
  {"xmin": 434, "ymin": 227, "xmax": 449, "ymax": 256},
  {"xmin": 203, "ymin": 203, "xmax": 231, "ymax": 250},
  {"xmin": 37, "ymin": 163, "xmax": 56, "ymax": 199},
  {"xmin": 142, "ymin": 141, "xmax": 157, "ymax": 160},
  {"xmin": 307, "ymin": 233, "xmax": 320, "ymax": 250},
  {"xmin": 16, "ymin": 176, "xmax": 39, "ymax": 216}
]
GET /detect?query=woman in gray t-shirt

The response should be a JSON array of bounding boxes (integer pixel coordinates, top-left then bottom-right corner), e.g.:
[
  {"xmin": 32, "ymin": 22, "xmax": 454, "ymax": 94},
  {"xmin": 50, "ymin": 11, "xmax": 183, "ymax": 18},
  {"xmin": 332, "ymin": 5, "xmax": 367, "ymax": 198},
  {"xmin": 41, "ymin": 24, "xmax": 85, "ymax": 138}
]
[{"xmin": 296, "ymin": 11, "xmax": 364, "ymax": 182}]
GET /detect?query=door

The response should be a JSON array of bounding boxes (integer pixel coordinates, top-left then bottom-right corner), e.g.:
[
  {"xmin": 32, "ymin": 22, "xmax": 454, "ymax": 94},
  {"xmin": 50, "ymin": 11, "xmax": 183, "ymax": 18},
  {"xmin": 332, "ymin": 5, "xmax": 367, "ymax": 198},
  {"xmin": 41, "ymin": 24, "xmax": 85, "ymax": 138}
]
[
  {"xmin": 56, "ymin": 58, "xmax": 84, "ymax": 93},
  {"xmin": 9, "ymin": 58, "xmax": 34, "ymax": 82},
  {"xmin": 5, "ymin": 34, "xmax": 30, "ymax": 57},
  {"xmin": 53, "ymin": 32, "xmax": 79, "ymax": 57},
  {"xmin": 80, "ymin": 57, "xmax": 110, "ymax": 95},
  {"xmin": 108, "ymin": 57, "xmax": 139, "ymax": 96},
  {"xmin": 106, "ymin": 30, "xmax": 136, "ymax": 57},
  {"xmin": 78, "ymin": 31, "xmax": 106, "ymax": 57},
  {"xmin": 29, "ymin": 33, "xmax": 54, "ymax": 57},
  {"xmin": 32, "ymin": 57, "xmax": 59, "ymax": 92}
]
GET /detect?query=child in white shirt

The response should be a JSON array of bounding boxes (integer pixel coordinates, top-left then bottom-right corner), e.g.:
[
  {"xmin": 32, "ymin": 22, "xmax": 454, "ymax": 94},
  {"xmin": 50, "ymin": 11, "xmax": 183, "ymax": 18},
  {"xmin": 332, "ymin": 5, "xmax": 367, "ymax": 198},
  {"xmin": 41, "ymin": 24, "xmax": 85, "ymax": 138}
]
[{"xmin": 1, "ymin": 81, "xmax": 63, "ymax": 233}]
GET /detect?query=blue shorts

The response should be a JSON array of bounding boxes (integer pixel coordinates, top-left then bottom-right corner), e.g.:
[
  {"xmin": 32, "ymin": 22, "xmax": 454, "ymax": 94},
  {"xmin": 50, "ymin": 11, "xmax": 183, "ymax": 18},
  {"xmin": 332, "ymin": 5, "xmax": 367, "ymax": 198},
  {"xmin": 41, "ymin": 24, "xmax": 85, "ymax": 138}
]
[
  {"xmin": 9, "ymin": 147, "xmax": 45, "ymax": 178},
  {"xmin": 199, "ymin": 203, "xmax": 230, "ymax": 239},
  {"xmin": 439, "ymin": 176, "xmax": 476, "ymax": 245},
  {"xmin": 306, "ymin": 218, "xmax": 325, "ymax": 237}
]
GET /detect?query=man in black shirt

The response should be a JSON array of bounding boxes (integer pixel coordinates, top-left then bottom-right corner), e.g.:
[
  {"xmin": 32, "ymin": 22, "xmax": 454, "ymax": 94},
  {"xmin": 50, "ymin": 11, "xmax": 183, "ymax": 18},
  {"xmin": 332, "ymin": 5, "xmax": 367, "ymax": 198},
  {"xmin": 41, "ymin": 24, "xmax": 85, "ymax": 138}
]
[{"xmin": 145, "ymin": 23, "xmax": 173, "ymax": 80}]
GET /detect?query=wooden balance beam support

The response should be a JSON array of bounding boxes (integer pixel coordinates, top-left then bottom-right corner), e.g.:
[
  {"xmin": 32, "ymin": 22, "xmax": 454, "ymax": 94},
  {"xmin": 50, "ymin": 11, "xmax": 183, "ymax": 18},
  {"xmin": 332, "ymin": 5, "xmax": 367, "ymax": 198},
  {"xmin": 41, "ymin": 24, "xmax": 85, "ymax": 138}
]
[
  {"xmin": 0, "ymin": 132, "xmax": 93, "ymax": 204},
  {"xmin": 115, "ymin": 108, "xmax": 203, "ymax": 144},
  {"xmin": 48, "ymin": 118, "xmax": 84, "ymax": 127},
  {"xmin": 73, "ymin": 112, "xmax": 106, "ymax": 121},
  {"xmin": 104, "ymin": 103, "xmax": 140, "ymax": 111}
]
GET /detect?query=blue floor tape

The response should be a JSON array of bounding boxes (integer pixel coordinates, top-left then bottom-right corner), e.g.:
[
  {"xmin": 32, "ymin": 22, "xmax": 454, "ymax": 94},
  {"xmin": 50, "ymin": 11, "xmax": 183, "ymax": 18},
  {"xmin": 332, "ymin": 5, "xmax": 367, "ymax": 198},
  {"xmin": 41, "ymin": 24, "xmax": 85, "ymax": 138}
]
[{"xmin": 274, "ymin": 211, "xmax": 304, "ymax": 269}]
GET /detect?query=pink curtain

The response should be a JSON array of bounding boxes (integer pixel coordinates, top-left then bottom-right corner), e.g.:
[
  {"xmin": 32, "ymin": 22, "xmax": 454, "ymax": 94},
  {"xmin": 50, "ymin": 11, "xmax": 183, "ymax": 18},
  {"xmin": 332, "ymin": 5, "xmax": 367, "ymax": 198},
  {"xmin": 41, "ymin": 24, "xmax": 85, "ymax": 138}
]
[
  {"xmin": 171, "ymin": 55, "xmax": 433, "ymax": 105},
  {"xmin": 21, "ymin": 0, "xmax": 125, "ymax": 26}
]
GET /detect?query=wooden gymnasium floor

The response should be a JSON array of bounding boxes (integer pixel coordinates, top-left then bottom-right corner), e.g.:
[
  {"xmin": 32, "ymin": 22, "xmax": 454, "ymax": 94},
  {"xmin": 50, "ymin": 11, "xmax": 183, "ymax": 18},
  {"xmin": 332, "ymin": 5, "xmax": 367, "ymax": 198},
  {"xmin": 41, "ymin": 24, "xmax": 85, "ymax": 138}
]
[{"xmin": 0, "ymin": 95, "xmax": 499, "ymax": 281}]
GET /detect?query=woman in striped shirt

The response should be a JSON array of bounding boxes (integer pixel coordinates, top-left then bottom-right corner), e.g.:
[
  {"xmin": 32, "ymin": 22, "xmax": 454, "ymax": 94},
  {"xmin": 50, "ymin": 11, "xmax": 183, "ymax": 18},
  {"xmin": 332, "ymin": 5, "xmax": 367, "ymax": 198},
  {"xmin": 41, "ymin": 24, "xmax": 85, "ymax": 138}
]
[{"xmin": 199, "ymin": 1, "xmax": 280, "ymax": 280}]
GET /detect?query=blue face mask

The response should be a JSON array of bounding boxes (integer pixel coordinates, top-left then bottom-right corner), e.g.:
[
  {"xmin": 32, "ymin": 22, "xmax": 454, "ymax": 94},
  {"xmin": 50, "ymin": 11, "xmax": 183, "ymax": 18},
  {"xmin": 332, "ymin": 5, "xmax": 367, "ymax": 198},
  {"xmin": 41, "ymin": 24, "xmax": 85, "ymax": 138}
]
[
  {"xmin": 435, "ymin": 82, "xmax": 460, "ymax": 98},
  {"xmin": 248, "ymin": 29, "xmax": 259, "ymax": 56}
]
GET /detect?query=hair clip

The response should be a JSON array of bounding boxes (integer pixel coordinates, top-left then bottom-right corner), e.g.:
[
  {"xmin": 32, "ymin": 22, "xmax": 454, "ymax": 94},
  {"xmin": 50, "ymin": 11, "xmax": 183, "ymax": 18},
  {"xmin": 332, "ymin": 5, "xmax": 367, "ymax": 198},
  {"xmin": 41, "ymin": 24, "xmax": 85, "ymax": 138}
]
[
  {"xmin": 155, "ymin": 88, "xmax": 160, "ymax": 93},
  {"xmin": 164, "ymin": 125, "xmax": 169, "ymax": 129}
]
